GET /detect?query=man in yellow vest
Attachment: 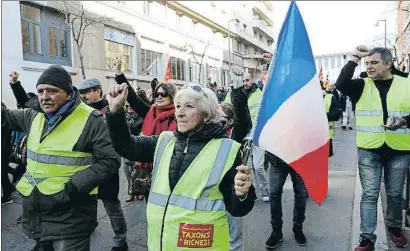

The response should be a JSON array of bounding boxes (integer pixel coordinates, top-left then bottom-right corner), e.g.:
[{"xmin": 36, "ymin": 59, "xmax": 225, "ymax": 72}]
[
  {"xmin": 336, "ymin": 46, "xmax": 410, "ymax": 251},
  {"xmin": 1, "ymin": 65, "xmax": 120, "ymax": 251},
  {"xmin": 242, "ymin": 72, "xmax": 270, "ymax": 202}
]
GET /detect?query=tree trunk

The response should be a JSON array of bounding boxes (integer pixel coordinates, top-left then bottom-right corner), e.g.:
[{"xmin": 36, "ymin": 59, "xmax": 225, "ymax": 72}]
[
  {"xmin": 198, "ymin": 64, "xmax": 202, "ymax": 85},
  {"xmin": 76, "ymin": 42, "xmax": 86, "ymax": 79}
]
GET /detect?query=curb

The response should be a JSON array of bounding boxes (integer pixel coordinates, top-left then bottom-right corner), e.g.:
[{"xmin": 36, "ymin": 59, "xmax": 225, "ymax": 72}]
[{"xmin": 350, "ymin": 166, "xmax": 388, "ymax": 251}]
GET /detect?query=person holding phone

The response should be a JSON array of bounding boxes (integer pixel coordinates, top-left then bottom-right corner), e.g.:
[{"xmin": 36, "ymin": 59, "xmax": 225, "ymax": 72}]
[{"xmin": 336, "ymin": 45, "xmax": 410, "ymax": 251}]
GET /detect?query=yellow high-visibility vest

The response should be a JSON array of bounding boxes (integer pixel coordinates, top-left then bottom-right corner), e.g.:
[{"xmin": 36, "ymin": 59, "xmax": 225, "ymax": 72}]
[
  {"xmin": 355, "ymin": 76, "xmax": 410, "ymax": 150},
  {"xmin": 223, "ymin": 91, "xmax": 232, "ymax": 104},
  {"xmin": 323, "ymin": 94, "xmax": 334, "ymax": 139},
  {"xmin": 248, "ymin": 88, "xmax": 262, "ymax": 125},
  {"xmin": 146, "ymin": 132, "xmax": 241, "ymax": 251},
  {"xmin": 16, "ymin": 102, "xmax": 98, "ymax": 196}
]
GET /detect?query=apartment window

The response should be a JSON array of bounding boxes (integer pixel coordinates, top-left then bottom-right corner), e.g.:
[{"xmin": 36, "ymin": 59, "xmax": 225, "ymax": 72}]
[
  {"xmin": 190, "ymin": 61, "xmax": 202, "ymax": 84},
  {"xmin": 20, "ymin": 3, "xmax": 71, "ymax": 65},
  {"xmin": 143, "ymin": 1, "xmax": 151, "ymax": 15},
  {"xmin": 141, "ymin": 49, "xmax": 163, "ymax": 77},
  {"xmin": 104, "ymin": 27, "xmax": 134, "ymax": 72},
  {"xmin": 170, "ymin": 57, "xmax": 186, "ymax": 81},
  {"xmin": 208, "ymin": 66, "xmax": 218, "ymax": 83},
  {"xmin": 105, "ymin": 41, "xmax": 132, "ymax": 72},
  {"xmin": 324, "ymin": 57, "xmax": 329, "ymax": 69}
]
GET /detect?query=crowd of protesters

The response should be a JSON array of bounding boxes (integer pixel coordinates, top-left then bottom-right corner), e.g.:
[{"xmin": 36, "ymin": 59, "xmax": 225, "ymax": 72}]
[{"xmin": 1, "ymin": 44, "xmax": 410, "ymax": 251}]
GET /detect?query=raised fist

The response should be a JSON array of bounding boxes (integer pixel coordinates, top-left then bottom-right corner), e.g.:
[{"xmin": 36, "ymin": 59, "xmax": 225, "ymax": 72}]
[
  {"xmin": 107, "ymin": 83, "xmax": 128, "ymax": 112},
  {"xmin": 230, "ymin": 67, "xmax": 244, "ymax": 89},
  {"xmin": 9, "ymin": 71, "xmax": 19, "ymax": 83},
  {"xmin": 353, "ymin": 45, "xmax": 370, "ymax": 59},
  {"xmin": 114, "ymin": 58, "xmax": 123, "ymax": 74}
]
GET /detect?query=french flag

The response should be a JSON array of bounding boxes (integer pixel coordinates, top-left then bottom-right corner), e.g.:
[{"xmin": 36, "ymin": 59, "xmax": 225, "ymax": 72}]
[{"xmin": 252, "ymin": 1, "xmax": 329, "ymax": 205}]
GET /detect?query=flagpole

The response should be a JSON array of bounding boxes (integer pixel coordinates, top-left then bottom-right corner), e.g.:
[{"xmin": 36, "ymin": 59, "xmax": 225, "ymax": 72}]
[{"xmin": 243, "ymin": 29, "xmax": 278, "ymax": 166}]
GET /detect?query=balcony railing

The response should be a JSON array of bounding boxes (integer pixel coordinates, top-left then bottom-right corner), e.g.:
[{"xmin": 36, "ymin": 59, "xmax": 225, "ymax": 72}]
[
  {"xmin": 252, "ymin": 1, "xmax": 273, "ymax": 27},
  {"xmin": 252, "ymin": 19, "xmax": 275, "ymax": 40}
]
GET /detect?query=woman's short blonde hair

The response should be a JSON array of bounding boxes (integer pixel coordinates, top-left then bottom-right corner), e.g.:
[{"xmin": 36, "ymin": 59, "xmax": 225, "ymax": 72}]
[{"xmin": 174, "ymin": 84, "xmax": 223, "ymax": 124}]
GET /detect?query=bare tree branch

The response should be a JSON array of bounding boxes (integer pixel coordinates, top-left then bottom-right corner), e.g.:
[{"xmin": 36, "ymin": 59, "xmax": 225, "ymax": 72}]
[{"xmin": 55, "ymin": 1, "xmax": 112, "ymax": 79}]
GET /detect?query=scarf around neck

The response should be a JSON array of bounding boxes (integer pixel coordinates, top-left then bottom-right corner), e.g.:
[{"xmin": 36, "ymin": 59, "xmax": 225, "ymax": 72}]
[{"xmin": 141, "ymin": 103, "xmax": 176, "ymax": 136}]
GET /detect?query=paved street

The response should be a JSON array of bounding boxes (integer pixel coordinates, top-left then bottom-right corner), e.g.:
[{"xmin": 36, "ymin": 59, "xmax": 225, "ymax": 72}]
[{"xmin": 0, "ymin": 122, "xmax": 386, "ymax": 251}]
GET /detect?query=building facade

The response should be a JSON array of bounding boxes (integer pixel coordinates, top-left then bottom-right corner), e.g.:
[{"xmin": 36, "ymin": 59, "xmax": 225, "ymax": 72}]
[
  {"xmin": 2, "ymin": 0, "xmax": 275, "ymax": 107},
  {"xmin": 314, "ymin": 53, "xmax": 366, "ymax": 84}
]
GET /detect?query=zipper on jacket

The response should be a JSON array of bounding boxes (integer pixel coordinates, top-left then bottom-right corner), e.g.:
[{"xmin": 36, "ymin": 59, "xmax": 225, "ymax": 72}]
[
  {"xmin": 159, "ymin": 194, "xmax": 172, "ymax": 251},
  {"xmin": 183, "ymin": 138, "xmax": 189, "ymax": 154}
]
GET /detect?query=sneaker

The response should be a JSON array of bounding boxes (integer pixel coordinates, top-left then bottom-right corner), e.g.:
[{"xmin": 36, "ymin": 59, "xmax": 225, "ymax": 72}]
[
  {"xmin": 1, "ymin": 197, "xmax": 13, "ymax": 206},
  {"xmin": 293, "ymin": 224, "xmax": 306, "ymax": 246},
  {"xmin": 16, "ymin": 215, "xmax": 22, "ymax": 224},
  {"xmin": 354, "ymin": 238, "xmax": 375, "ymax": 251},
  {"xmin": 348, "ymin": 126, "xmax": 353, "ymax": 130},
  {"xmin": 262, "ymin": 188, "xmax": 270, "ymax": 202},
  {"xmin": 111, "ymin": 243, "xmax": 128, "ymax": 251},
  {"xmin": 342, "ymin": 126, "xmax": 347, "ymax": 130},
  {"xmin": 265, "ymin": 228, "xmax": 283, "ymax": 250},
  {"xmin": 389, "ymin": 228, "xmax": 408, "ymax": 248}
]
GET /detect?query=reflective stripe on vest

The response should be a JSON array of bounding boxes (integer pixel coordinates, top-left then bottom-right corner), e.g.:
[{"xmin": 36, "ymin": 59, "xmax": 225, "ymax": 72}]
[
  {"xmin": 248, "ymin": 88, "xmax": 262, "ymax": 125},
  {"xmin": 223, "ymin": 91, "xmax": 232, "ymax": 104},
  {"xmin": 355, "ymin": 76, "xmax": 410, "ymax": 150},
  {"xmin": 324, "ymin": 94, "xmax": 334, "ymax": 139},
  {"xmin": 146, "ymin": 131, "xmax": 240, "ymax": 251},
  {"xmin": 16, "ymin": 102, "xmax": 98, "ymax": 196}
]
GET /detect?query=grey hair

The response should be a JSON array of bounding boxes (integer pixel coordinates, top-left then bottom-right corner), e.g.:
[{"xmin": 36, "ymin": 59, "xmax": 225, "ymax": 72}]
[
  {"xmin": 368, "ymin": 47, "xmax": 393, "ymax": 64},
  {"xmin": 174, "ymin": 84, "xmax": 223, "ymax": 124}
]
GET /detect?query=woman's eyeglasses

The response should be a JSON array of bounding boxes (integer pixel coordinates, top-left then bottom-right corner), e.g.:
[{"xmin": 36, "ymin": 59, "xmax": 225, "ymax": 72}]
[{"xmin": 155, "ymin": 92, "xmax": 168, "ymax": 98}]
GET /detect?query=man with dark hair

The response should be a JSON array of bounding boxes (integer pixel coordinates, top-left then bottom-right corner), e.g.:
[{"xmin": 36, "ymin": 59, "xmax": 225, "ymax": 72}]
[{"xmin": 336, "ymin": 46, "xmax": 410, "ymax": 251}]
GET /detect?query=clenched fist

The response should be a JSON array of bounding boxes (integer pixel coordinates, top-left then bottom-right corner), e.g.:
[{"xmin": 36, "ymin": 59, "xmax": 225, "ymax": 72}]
[
  {"xmin": 107, "ymin": 83, "xmax": 128, "ymax": 112},
  {"xmin": 353, "ymin": 45, "xmax": 370, "ymax": 59}
]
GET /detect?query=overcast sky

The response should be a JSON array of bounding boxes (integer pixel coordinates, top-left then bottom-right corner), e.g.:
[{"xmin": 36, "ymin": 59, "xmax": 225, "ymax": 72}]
[{"xmin": 271, "ymin": 1, "xmax": 398, "ymax": 56}]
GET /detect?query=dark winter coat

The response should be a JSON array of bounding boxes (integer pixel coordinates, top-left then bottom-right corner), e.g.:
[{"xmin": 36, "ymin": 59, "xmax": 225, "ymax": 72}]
[
  {"xmin": 230, "ymin": 86, "xmax": 252, "ymax": 143},
  {"xmin": 1, "ymin": 90, "xmax": 120, "ymax": 241},
  {"xmin": 106, "ymin": 110, "xmax": 256, "ymax": 217}
]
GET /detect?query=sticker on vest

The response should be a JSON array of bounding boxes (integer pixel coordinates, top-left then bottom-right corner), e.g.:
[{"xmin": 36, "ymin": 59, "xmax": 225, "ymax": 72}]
[{"xmin": 177, "ymin": 223, "xmax": 214, "ymax": 248}]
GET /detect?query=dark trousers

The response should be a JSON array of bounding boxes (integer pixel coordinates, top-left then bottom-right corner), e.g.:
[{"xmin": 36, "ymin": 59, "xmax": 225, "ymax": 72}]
[
  {"xmin": 1, "ymin": 156, "xmax": 14, "ymax": 198},
  {"xmin": 36, "ymin": 235, "xmax": 91, "ymax": 251},
  {"xmin": 268, "ymin": 156, "xmax": 308, "ymax": 228}
]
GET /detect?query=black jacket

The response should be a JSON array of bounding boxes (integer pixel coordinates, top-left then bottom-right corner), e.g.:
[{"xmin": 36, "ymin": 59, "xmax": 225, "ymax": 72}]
[
  {"xmin": 115, "ymin": 73, "xmax": 151, "ymax": 118},
  {"xmin": 230, "ymin": 87, "xmax": 252, "ymax": 143},
  {"xmin": 1, "ymin": 90, "xmax": 120, "ymax": 240},
  {"xmin": 106, "ymin": 110, "xmax": 256, "ymax": 217}
]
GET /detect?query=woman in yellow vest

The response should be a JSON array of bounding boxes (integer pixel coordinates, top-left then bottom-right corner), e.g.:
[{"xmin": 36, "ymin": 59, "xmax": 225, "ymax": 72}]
[{"xmin": 106, "ymin": 83, "xmax": 257, "ymax": 251}]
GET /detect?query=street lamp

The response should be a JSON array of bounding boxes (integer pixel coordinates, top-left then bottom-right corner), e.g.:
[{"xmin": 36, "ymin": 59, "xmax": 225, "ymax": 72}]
[
  {"xmin": 228, "ymin": 18, "xmax": 239, "ymax": 71},
  {"xmin": 375, "ymin": 19, "xmax": 387, "ymax": 48}
]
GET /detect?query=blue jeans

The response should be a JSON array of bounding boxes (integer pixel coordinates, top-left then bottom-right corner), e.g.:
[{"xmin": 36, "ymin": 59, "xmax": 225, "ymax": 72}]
[
  {"xmin": 227, "ymin": 213, "xmax": 243, "ymax": 251},
  {"xmin": 268, "ymin": 156, "xmax": 307, "ymax": 228},
  {"xmin": 358, "ymin": 148, "xmax": 410, "ymax": 243}
]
